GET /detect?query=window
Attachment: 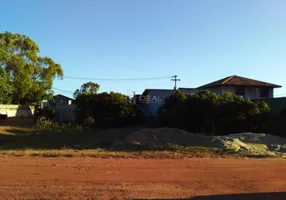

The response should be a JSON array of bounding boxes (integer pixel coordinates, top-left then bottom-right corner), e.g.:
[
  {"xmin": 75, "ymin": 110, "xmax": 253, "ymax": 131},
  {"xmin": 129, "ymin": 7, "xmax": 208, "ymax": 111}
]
[
  {"xmin": 235, "ymin": 87, "xmax": 245, "ymax": 97},
  {"xmin": 260, "ymin": 88, "xmax": 269, "ymax": 98}
]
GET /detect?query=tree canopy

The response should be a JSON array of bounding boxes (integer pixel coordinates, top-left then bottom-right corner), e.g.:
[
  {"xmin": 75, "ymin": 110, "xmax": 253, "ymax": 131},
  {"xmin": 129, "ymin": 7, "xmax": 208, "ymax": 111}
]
[
  {"xmin": 0, "ymin": 31, "xmax": 64, "ymax": 104},
  {"xmin": 73, "ymin": 81, "xmax": 100, "ymax": 99},
  {"xmin": 159, "ymin": 90, "xmax": 271, "ymax": 134}
]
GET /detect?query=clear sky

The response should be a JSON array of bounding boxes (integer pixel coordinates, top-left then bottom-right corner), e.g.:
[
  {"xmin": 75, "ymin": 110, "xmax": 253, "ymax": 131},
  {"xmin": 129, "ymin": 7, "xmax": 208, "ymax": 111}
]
[{"xmin": 1, "ymin": 0, "xmax": 286, "ymax": 98}]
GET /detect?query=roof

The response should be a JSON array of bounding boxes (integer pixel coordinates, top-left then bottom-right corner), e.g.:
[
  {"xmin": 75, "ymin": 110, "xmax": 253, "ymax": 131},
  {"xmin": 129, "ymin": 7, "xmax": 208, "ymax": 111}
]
[
  {"xmin": 197, "ymin": 75, "xmax": 282, "ymax": 89},
  {"xmin": 53, "ymin": 94, "xmax": 74, "ymax": 100},
  {"xmin": 178, "ymin": 88, "xmax": 198, "ymax": 94},
  {"xmin": 143, "ymin": 89, "xmax": 174, "ymax": 92},
  {"xmin": 178, "ymin": 87, "xmax": 196, "ymax": 90},
  {"xmin": 142, "ymin": 89, "xmax": 173, "ymax": 95}
]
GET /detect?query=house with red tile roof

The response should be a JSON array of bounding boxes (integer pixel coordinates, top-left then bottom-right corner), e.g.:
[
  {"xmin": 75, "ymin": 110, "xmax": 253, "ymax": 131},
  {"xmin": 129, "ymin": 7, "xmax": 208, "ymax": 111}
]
[
  {"xmin": 137, "ymin": 75, "xmax": 282, "ymax": 116},
  {"xmin": 197, "ymin": 75, "xmax": 281, "ymax": 99}
]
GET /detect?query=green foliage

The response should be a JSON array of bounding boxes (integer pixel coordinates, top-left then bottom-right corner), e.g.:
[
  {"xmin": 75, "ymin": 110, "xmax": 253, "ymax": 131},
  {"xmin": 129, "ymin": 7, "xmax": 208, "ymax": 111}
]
[
  {"xmin": 35, "ymin": 116, "xmax": 82, "ymax": 132},
  {"xmin": 0, "ymin": 68, "xmax": 13, "ymax": 103},
  {"xmin": 158, "ymin": 91, "xmax": 271, "ymax": 135},
  {"xmin": 160, "ymin": 90, "xmax": 186, "ymax": 111},
  {"xmin": 34, "ymin": 106, "xmax": 56, "ymax": 121},
  {"xmin": 74, "ymin": 89, "xmax": 138, "ymax": 128},
  {"xmin": 36, "ymin": 116, "xmax": 55, "ymax": 130},
  {"xmin": 0, "ymin": 32, "xmax": 63, "ymax": 105},
  {"xmin": 84, "ymin": 116, "xmax": 95, "ymax": 129},
  {"xmin": 73, "ymin": 81, "xmax": 100, "ymax": 99}
]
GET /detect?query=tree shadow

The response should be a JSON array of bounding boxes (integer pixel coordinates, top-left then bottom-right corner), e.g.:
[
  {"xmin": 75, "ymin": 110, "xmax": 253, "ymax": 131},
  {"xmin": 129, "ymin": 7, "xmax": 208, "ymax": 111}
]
[
  {"xmin": 0, "ymin": 117, "xmax": 34, "ymax": 127},
  {"xmin": 0, "ymin": 125, "xmax": 145, "ymax": 150},
  {"xmin": 135, "ymin": 192, "xmax": 286, "ymax": 200}
]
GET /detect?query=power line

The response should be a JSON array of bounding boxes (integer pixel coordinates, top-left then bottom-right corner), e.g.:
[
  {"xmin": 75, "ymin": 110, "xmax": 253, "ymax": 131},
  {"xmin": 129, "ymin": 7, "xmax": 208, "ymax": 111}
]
[
  {"xmin": 52, "ymin": 87, "xmax": 74, "ymax": 94},
  {"xmin": 63, "ymin": 75, "xmax": 172, "ymax": 81}
]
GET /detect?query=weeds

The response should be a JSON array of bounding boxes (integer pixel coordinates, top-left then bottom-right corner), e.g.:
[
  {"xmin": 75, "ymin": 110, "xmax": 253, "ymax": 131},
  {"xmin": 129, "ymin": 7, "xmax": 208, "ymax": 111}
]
[
  {"xmin": 35, "ymin": 117, "xmax": 82, "ymax": 133},
  {"xmin": 0, "ymin": 148, "xmax": 280, "ymax": 159}
]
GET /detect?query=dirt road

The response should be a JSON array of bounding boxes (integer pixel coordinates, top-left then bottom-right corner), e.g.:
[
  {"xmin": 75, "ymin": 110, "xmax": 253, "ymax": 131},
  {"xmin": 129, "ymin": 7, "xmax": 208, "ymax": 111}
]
[{"xmin": 0, "ymin": 157, "xmax": 286, "ymax": 199}]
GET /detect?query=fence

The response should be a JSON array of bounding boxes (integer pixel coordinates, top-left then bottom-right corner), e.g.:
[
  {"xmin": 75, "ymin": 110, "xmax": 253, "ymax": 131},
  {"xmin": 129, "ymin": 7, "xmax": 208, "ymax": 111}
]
[{"xmin": 0, "ymin": 104, "xmax": 34, "ymax": 118}]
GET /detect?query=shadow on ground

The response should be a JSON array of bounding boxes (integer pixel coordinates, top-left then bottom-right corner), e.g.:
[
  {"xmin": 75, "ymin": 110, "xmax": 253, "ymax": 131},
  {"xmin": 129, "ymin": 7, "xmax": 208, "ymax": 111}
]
[
  {"xmin": 0, "ymin": 119, "xmax": 146, "ymax": 150},
  {"xmin": 135, "ymin": 192, "xmax": 286, "ymax": 200}
]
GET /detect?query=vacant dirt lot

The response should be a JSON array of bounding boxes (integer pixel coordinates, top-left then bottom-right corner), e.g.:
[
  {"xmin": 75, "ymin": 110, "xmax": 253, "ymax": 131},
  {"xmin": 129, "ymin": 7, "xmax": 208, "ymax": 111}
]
[{"xmin": 0, "ymin": 157, "xmax": 286, "ymax": 200}]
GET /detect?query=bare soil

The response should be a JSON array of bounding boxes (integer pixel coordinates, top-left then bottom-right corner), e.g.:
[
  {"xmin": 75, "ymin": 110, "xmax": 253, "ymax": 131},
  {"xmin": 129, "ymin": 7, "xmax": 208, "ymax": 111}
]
[{"xmin": 0, "ymin": 157, "xmax": 286, "ymax": 199}]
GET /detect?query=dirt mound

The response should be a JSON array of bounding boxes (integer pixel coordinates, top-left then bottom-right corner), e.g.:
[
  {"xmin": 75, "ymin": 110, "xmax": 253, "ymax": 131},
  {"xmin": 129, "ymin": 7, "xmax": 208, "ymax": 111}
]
[
  {"xmin": 113, "ymin": 127, "xmax": 222, "ymax": 150},
  {"xmin": 114, "ymin": 128, "xmax": 286, "ymax": 156},
  {"xmin": 216, "ymin": 133, "xmax": 286, "ymax": 154}
]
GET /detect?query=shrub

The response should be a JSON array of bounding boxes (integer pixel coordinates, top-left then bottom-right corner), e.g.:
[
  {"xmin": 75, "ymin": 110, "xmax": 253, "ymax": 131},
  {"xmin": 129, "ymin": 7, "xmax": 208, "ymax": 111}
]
[
  {"xmin": 84, "ymin": 116, "xmax": 95, "ymax": 129},
  {"xmin": 36, "ymin": 116, "xmax": 55, "ymax": 130},
  {"xmin": 34, "ymin": 106, "xmax": 56, "ymax": 121},
  {"xmin": 158, "ymin": 91, "xmax": 271, "ymax": 135},
  {"xmin": 74, "ymin": 92, "xmax": 137, "ymax": 128},
  {"xmin": 35, "ymin": 116, "xmax": 82, "ymax": 133}
]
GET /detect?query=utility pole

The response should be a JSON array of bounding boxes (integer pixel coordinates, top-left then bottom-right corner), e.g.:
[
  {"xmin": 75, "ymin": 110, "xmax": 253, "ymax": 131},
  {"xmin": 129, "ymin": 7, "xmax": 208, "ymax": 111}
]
[{"xmin": 171, "ymin": 75, "xmax": 180, "ymax": 90}]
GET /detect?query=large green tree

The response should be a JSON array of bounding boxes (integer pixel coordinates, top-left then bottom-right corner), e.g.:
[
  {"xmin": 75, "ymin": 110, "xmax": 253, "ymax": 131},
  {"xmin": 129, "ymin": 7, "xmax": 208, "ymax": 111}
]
[
  {"xmin": 0, "ymin": 68, "xmax": 13, "ymax": 104},
  {"xmin": 73, "ymin": 81, "xmax": 100, "ymax": 99},
  {"xmin": 0, "ymin": 32, "xmax": 63, "ymax": 105}
]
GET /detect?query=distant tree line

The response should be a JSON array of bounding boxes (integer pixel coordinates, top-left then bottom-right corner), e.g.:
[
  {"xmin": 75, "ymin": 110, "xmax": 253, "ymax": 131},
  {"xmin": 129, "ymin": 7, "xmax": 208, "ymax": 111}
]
[{"xmin": 158, "ymin": 90, "xmax": 271, "ymax": 135}]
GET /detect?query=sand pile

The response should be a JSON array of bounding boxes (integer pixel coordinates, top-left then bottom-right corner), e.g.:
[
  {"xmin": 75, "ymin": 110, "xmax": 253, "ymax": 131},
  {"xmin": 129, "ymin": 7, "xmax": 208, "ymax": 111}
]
[
  {"xmin": 114, "ymin": 128, "xmax": 286, "ymax": 156},
  {"xmin": 216, "ymin": 133, "xmax": 286, "ymax": 155}
]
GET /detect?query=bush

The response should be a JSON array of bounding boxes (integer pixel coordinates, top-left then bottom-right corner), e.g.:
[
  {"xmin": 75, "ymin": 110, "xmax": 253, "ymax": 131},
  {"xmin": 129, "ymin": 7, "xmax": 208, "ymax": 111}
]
[
  {"xmin": 84, "ymin": 116, "xmax": 95, "ymax": 129},
  {"xmin": 74, "ymin": 92, "xmax": 138, "ymax": 128},
  {"xmin": 35, "ymin": 116, "xmax": 82, "ymax": 132},
  {"xmin": 36, "ymin": 116, "xmax": 55, "ymax": 130},
  {"xmin": 34, "ymin": 106, "xmax": 56, "ymax": 121},
  {"xmin": 158, "ymin": 91, "xmax": 271, "ymax": 135}
]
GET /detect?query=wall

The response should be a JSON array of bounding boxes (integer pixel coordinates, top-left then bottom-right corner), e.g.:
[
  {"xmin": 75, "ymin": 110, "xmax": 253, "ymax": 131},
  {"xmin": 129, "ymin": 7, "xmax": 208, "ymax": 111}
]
[
  {"xmin": 221, "ymin": 86, "xmax": 236, "ymax": 94},
  {"xmin": 206, "ymin": 87, "xmax": 222, "ymax": 95},
  {"xmin": 49, "ymin": 98, "xmax": 72, "ymax": 106},
  {"xmin": 198, "ymin": 87, "xmax": 222, "ymax": 95},
  {"xmin": 244, "ymin": 87, "xmax": 274, "ymax": 99},
  {"xmin": 221, "ymin": 86, "xmax": 273, "ymax": 100},
  {"xmin": 244, "ymin": 87, "xmax": 260, "ymax": 99},
  {"xmin": 0, "ymin": 104, "xmax": 34, "ymax": 118},
  {"xmin": 146, "ymin": 90, "xmax": 173, "ymax": 116},
  {"xmin": 54, "ymin": 105, "xmax": 76, "ymax": 122},
  {"xmin": 179, "ymin": 88, "xmax": 198, "ymax": 94},
  {"xmin": 269, "ymin": 88, "xmax": 274, "ymax": 98}
]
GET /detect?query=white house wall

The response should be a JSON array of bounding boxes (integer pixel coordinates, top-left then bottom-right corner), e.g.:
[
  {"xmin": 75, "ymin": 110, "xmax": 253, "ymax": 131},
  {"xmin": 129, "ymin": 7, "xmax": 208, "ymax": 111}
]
[{"xmin": 0, "ymin": 105, "xmax": 34, "ymax": 118}]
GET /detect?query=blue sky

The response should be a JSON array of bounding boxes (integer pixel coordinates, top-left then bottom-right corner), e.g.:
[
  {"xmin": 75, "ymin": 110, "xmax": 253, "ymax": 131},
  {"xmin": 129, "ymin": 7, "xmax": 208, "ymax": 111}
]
[{"xmin": 1, "ymin": 0, "xmax": 286, "ymax": 98}]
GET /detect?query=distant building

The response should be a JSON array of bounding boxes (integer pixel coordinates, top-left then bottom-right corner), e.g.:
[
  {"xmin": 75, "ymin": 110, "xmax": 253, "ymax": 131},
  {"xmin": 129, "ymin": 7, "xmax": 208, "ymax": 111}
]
[
  {"xmin": 197, "ymin": 75, "xmax": 281, "ymax": 99},
  {"xmin": 48, "ymin": 94, "xmax": 73, "ymax": 106},
  {"xmin": 136, "ymin": 88, "xmax": 197, "ymax": 116},
  {"xmin": 136, "ymin": 75, "xmax": 282, "ymax": 116}
]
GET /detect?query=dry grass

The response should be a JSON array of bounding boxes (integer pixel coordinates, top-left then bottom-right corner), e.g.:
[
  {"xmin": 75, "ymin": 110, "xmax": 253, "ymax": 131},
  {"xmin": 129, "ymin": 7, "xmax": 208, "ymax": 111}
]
[
  {"xmin": 0, "ymin": 147, "xmax": 281, "ymax": 159},
  {"xmin": 0, "ymin": 118, "xmax": 284, "ymax": 159},
  {"xmin": 0, "ymin": 148, "xmax": 215, "ymax": 158}
]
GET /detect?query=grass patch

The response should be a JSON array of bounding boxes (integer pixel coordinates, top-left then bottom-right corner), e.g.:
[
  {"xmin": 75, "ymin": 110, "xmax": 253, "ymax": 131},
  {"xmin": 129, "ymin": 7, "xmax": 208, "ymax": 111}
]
[
  {"xmin": 0, "ymin": 147, "xmax": 280, "ymax": 159},
  {"xmin": 1, "ymin": 119, "xmax": 284, "ymax": 159}
]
